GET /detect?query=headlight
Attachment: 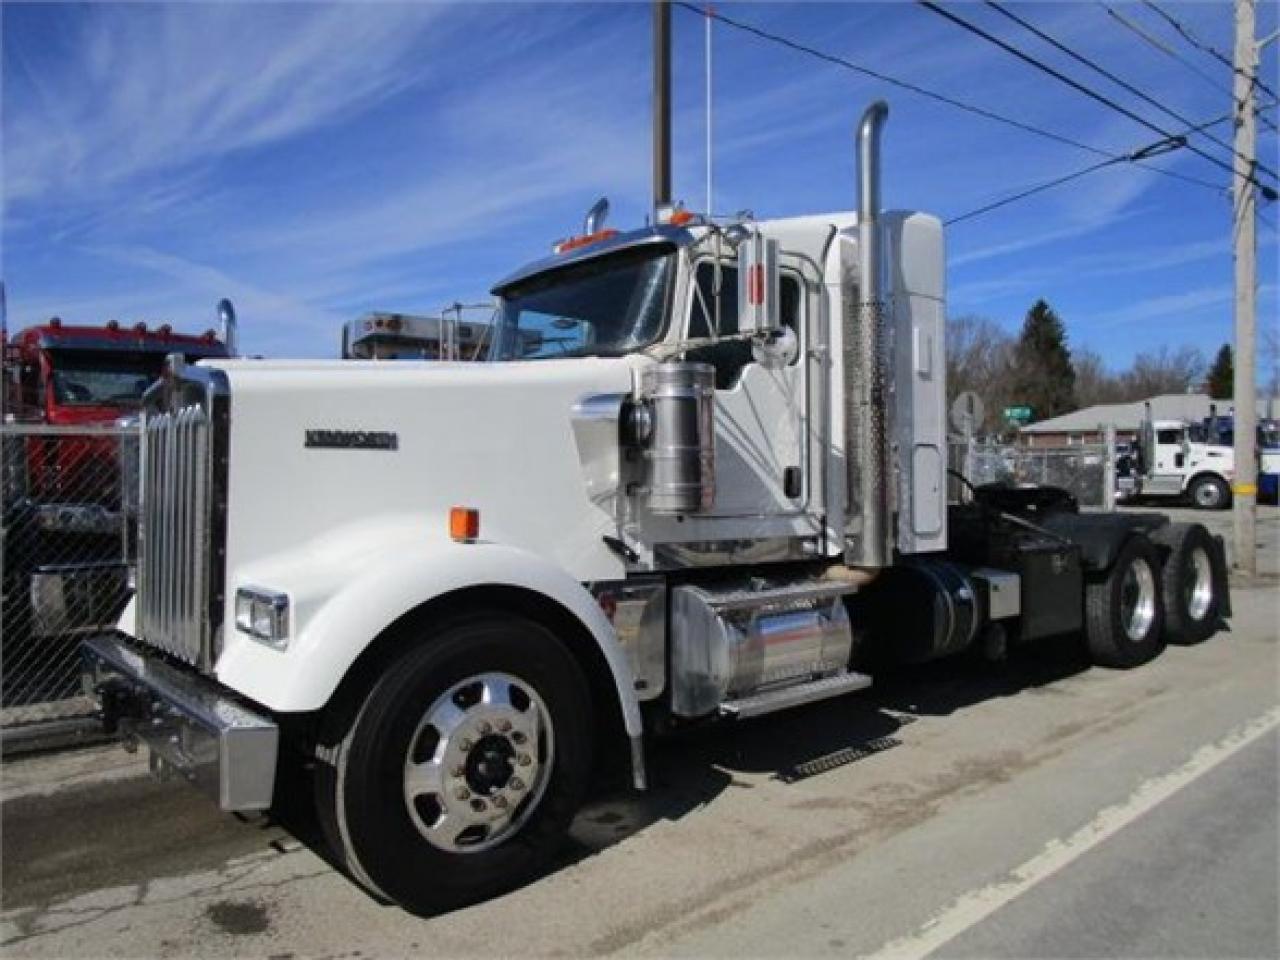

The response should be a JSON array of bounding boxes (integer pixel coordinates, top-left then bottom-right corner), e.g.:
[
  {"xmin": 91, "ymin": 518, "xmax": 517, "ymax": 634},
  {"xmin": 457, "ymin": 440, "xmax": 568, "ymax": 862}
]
[{"xmin": 235, "ymin": 587, "xmax": 290, "ymax": 648}]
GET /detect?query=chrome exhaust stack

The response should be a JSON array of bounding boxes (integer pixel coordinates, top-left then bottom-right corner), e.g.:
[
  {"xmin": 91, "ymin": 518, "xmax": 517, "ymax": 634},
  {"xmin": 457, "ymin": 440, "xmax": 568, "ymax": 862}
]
[
  {"xmin": 217, "ymin": 298, "xmax": 238, "ymax": 356},
  {"xmin": 584, "ymin": 197, "xmax": 610, "ymax": 235},
  {"xmin": 844, "ymin": 100, "xmax": 891, "ymax": 570}
]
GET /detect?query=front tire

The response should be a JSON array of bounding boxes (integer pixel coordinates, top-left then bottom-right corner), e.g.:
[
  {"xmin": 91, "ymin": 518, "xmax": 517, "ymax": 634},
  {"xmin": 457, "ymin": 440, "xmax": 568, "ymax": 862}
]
[
  {"xmin": 1188, "ymin": 474, "xmax": 1230, "ymax": 510},
  {"xmin": 1151, "ymin": 523, "xmax": 1223, "ymax": 644},
  {"xmin": 1084, "ymin": 535, "xmax": 1166, "ymax": 668},
  {"xmin": 314, "ymin": 613, "xmax": 593, "ymax": 914}
]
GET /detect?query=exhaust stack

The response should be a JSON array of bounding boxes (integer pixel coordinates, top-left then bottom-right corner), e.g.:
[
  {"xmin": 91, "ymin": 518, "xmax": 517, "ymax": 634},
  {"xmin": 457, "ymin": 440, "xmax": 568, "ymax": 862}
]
[
  {"xmin": 584, "ymin": 197, "xmax": 610, "ymax": 235},
  {"xmin": 217, "ymin": 298, "xmax": 238, "ymax": 356},
  {"xmin": 844, "ymin": 100, "xmax": 891, "ymax": 569}
]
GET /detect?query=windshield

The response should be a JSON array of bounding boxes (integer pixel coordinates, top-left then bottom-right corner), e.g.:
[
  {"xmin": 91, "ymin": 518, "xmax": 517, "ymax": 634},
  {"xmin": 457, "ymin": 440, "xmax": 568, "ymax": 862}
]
[
  {"xmin": 48, "ymin": 350, "xmax": 167, "ymax": 408},
  {"xmin": 490, "ymin": 244, "xmax": 675, "ymax": 360}
]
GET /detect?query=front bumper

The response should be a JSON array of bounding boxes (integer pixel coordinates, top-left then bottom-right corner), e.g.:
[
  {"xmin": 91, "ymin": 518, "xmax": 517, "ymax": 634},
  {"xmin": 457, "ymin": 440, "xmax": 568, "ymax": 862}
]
[{"xmin": 81, "ymin": 633, "xmax": 278, "ymax": 811}]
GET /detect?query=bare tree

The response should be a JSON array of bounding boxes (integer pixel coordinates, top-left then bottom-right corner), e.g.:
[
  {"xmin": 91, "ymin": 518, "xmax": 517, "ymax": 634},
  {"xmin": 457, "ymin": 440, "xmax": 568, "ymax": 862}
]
[
  {"xmin": 1261, "ymin": 323, "xmax": 1280, "ymax": 404},
  {"xmin": 947, "ymin": 314, "xmax": 1015, "ymax": 434},
  {"xmin": 1073, "ymin": 347, "xmax": 1126, "ymax": 407},
  {"xmin": 1118, "ymin": 345, "xmax": 1206, "ymax": 399}
]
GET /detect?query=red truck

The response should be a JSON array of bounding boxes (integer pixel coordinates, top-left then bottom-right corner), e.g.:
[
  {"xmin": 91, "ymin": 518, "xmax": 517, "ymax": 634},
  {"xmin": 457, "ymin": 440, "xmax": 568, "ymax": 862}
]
[{"xmin": 2, "ymin": 302, "xmax": 234, "ymax": 704}]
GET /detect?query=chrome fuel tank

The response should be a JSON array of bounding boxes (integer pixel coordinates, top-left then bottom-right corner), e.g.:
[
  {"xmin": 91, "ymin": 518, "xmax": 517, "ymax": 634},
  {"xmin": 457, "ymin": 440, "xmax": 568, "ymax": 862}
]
[{"xmin": 670, "ymin": 580, "xmax": 855, "ymax": 717}]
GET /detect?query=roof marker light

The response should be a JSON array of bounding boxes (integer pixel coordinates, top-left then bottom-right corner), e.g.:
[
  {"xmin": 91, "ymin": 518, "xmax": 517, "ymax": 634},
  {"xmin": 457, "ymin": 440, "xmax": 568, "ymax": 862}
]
[{"xmin": 553, "ymin": 228, "xmax": 619, "ymax": 255}]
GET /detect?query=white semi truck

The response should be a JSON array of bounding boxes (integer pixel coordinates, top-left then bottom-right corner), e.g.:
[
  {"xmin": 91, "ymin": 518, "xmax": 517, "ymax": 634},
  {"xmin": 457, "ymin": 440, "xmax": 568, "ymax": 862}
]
[
  {"xmin": 1117, "ymin": 410, "xmax": 1279, "ymax": 509},
  {"xmin": 340, "ymin": 308, "xmax": 495, "ymax": 361},
  {"xmin": 82, "ymin": 104, "xmax": 1230, "ymax": 915}
]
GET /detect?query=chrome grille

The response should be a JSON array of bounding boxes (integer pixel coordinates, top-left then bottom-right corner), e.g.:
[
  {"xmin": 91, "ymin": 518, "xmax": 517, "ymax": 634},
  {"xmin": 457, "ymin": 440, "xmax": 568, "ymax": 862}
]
[{"xmin": 137, "ymin": 404, "xmax": 211, "ymax": 667}]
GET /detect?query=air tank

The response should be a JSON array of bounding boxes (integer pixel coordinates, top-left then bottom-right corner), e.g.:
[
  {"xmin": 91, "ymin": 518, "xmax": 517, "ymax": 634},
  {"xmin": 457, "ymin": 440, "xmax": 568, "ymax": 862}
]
[{"xmin": 640, "ymin": 362, "xmax": 715, "ymax": 515}]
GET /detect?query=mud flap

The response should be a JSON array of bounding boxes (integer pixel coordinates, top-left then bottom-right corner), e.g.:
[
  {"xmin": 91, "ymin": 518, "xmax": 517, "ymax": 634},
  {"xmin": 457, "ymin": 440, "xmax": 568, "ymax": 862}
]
[{"xmin": 1211, "ymin": 534, "xmax": 1232, "ymax": 619}]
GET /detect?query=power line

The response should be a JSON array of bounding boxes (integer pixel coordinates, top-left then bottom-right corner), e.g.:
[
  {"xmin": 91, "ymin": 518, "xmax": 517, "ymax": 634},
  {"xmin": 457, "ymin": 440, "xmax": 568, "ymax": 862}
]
[
  {"xmin": 1143, "ymin": 0, "xmax": 1278, "ymax": 102},
  {"xmin": 1111, "ymin": 6, "xmax": 1280, "ymax": 136},
  {"xmin": 1100, "ymin": 3, "xmax": 1233, "ymax": 96},
  {"xmin": 672, "ymin": 1, "xmax": 1222, "ymax": 194},
  {"xmin": 919, "ymin": 1, "xmax": 1278, "ymax": 200},
  {"xmin": 946, "ymin": 158, "xmax": 1117, "ymax": 226},
  {"xmin": 986, "ymin": 1, "xmax": 1277, "ymax": 182},
  {"xmin": 949, "ymin": 110, "xmax": 1244, "ymax": 225}
]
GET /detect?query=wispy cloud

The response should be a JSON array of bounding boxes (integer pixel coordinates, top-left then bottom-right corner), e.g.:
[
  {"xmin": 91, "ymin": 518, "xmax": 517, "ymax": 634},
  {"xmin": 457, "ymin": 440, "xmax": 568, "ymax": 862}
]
[
  {"xmin": 4, "ymin": 1, "xmax": 1274, "ymax": 367},
  {"xmin": 5, "ymin": 3, "xmax": 451, "ymax": 205},
  {"xmin": 1087, "ymin": 282, "xmax": 1279, "ymax": 328}
]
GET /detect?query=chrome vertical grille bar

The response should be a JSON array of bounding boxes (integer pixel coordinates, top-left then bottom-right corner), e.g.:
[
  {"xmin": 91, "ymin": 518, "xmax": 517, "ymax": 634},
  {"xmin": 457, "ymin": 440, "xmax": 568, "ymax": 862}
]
[{"xmin": 136, "ymin": 402, "xmax": 211, "ymax": 667}]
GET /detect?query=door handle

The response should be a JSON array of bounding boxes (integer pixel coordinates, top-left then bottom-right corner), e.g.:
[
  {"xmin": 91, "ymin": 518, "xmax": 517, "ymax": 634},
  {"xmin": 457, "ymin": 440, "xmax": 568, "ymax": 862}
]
[{"xmin": 783, "ymin": 466, "xmax": 802, "ymax": 499}]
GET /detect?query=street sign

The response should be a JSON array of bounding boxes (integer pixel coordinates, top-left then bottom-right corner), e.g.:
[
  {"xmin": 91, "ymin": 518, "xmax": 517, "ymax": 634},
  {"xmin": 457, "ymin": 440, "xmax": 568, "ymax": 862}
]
[
  {"xmin": 950, "ymin": 391, "xmax": 986, "ymax": 435},
  {"xmin": 1004, "ymin": 405, "xmax": 1033, "ymax": 423}
]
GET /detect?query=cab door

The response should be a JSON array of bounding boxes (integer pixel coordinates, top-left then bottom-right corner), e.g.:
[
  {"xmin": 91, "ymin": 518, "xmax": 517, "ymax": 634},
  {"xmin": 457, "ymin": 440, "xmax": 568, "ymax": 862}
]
[{"xmin": 682, "ymin": 258, "xmax": 808, "ymax": 518}]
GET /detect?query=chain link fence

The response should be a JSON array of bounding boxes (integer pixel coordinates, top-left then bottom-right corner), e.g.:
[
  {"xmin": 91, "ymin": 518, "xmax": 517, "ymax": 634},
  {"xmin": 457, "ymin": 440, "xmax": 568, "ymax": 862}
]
[
  {"xmin": 949, "ymin": 436, "xmax": 1116, "ymax": 510},
  {"xmin": 2, "ymin": 422, "xmax": 138, "ymax": 751}
]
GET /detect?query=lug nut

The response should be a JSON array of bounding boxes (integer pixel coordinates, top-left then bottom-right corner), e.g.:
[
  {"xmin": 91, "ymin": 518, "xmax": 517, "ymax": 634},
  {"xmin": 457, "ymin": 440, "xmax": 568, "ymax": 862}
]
[
  {"xmin": 512, "ymin": 732, "xmax": 527, "ymax": 744},
  {"xmin": 451, "ymin": 765, "xmax": 465, "ymax": 778},
  {"xmin": 510, "ymin": 777, "xmax": 525, "ymax": 791},
  {"xmin": 498, "ymin": 719, "xmax": 512, "ymax": 733},
  {"xmin": 471, "ymin": 799, "xmax": 487, "ymax": 812},
  {"xmin": 459, "ymin": 739, "xmax": 473, "ymax": 752},
  {"xmin": 517, "ymin": 754, "xmax": 532, "ymax": 766},
  {"xmin": 478, "ymin": 721, "xmax": 492, "ymax": 734},
  {"xmin": 454, "ymin": 786, "xmax": 471, "ymax": 800},
  {"xmin": 493, "ymin": 796, "xmax": 508, "ymax": 809}
]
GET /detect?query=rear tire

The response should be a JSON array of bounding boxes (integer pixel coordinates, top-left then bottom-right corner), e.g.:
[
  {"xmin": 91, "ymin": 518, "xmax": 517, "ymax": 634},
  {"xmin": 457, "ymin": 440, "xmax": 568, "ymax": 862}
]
[
  {"xmin": 313, "ymin": 613, "xmax": 593, "ymax": 915},
  {"xmin": 1188, "ymin": 475, "xmax": 1230, "ymax": 510},
  {"xmin": 1151, "ymin": 523, "xmax": 1222, "ymax": 644},
  {"xmin": 1084, "ymin": 535, "xmax": 1166, "ymax": 669}
]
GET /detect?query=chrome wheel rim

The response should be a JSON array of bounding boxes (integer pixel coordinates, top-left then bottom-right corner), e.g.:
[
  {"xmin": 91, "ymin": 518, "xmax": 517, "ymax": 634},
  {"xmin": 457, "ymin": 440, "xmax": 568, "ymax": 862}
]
[
  {"xmin": 403, "ymin": 672, "xmax": 554, "ymax": 854},
  {"xmin": 1121, "ymin": 557, "xmax": 1157, "ymax": 641},
  {"xmin": 1194, "ymin": 483, "xmax": 1220, "ymax": 508},
  {"xmin": 1185, "ymin": 547, "xmax": 1213, "ymax": 621}
]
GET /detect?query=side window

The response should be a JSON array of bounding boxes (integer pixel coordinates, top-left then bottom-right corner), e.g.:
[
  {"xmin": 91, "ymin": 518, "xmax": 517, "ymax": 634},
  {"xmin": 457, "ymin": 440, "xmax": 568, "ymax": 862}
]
[
  {"xmin": 20, "ymin": 362, "xmax": 41, "ymax": 409},
  {"xmin": 512, "ymin": 312, "xmax": 591, "ymax": 359},
  {"xmin": 686, "ymin": 262, "xmax": 800, "ymax": 389},
  {"xmin": 1156, "ymin": 429, "xmax": 1181, "ymax": 445}
]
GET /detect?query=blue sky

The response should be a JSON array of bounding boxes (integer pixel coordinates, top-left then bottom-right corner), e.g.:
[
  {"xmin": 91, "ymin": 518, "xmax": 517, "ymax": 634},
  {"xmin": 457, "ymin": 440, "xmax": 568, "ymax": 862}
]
[{"xmin": 2, "ymin": 1, "xmax": 1277, "ymax": 367}]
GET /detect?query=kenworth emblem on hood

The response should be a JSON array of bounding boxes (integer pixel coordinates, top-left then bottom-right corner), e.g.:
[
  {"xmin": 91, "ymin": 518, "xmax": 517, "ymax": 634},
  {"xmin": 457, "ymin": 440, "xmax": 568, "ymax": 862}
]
[{"xmin": 304, "ymin": 429, "xmax": 399, "ymax": 451}]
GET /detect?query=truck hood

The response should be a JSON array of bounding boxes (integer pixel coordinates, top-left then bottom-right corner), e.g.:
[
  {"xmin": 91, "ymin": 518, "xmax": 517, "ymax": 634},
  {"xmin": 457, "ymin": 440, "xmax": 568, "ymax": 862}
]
[{"xmin": 211, "ymin": 354, "xmax": 644, "ymax": 595}]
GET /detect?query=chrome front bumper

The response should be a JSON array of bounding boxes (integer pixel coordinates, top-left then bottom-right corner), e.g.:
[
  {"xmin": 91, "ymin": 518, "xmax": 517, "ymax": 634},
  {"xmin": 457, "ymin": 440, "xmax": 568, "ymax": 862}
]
[{"xmin": 81, "ymin": 633, "xmax": 278, "ymax": 811}]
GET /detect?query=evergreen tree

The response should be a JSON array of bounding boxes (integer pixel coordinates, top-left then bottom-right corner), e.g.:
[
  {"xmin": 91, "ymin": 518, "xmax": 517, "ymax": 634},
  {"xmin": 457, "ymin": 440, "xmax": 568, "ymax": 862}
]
[
  {"xmin": 1010, "ymin": 299, "xmax": 1076, "ymax": 421},
  {"xmin": 1206, "ymin": 343, "xmax": 1234, "ymax": 399}
]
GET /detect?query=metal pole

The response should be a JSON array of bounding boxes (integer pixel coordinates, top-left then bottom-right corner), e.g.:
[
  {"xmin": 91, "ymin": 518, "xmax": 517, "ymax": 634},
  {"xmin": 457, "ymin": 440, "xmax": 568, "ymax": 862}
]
[
  {"xmin": 653, "ymin": 0, "xmax": 672, "ymax": 210},
  {"xmin": 0, "ymin": 281, "xmax": 8, "ymax": 426},
  {"xmin": 1103, "ymin": 422, "xmax": 1117, "ymax": 513},
  {"xmin": 1232, "ymin": 0, "xmax": 1258, "ymax": 576},
  {"xmin": 705, "ymin": 3, "xmax": 713, "ymax": 216}
]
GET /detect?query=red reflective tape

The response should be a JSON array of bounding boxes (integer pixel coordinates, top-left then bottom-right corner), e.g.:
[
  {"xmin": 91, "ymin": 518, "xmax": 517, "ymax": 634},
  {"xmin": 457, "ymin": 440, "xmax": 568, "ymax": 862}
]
[{"xmin": 749, "ymin": 264, "xmax": 764, "ymax": 305}]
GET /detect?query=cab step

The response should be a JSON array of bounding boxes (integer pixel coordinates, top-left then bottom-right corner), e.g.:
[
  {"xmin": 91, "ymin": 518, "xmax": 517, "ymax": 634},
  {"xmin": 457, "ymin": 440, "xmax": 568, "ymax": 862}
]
[{"xmin": 718, "ymin": 670, "xmax": 873, "ymax": 720}]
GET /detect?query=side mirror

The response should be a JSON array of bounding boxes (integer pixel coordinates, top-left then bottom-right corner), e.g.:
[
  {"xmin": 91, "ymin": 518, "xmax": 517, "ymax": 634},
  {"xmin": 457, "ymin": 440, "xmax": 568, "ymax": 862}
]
[{"xmin": 737, "ymin": 232, "xmax": 781, "ymax": 335}]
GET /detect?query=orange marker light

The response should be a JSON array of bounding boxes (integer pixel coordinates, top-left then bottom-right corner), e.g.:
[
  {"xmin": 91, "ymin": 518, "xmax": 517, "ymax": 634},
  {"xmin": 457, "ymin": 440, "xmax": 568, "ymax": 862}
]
[
  {"xmin": 450, "ymin": 507, "xmax": 480, "ymax": 542},
  {"xmin": 554, "ymin": 228, "xmax": 619, "ymax": 255},
  {"xmin": 667, "ymin": 209, "xmax": 695, "ymax": 226}
]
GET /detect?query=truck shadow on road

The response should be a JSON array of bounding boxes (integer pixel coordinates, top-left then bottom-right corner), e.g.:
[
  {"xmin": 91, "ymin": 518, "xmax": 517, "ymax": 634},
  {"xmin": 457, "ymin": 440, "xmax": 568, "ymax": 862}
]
[
  {"xmin": 256, "ymin": 633, "xmax": 1098, "ymax": 909},
  {"xmin": 558, "ymin": 632, "xmax": 1095, "ymax": 870}
]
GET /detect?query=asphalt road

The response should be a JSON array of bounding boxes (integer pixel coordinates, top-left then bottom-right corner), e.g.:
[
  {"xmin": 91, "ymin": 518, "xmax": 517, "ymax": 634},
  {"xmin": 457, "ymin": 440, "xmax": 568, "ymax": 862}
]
[{"xmin": 2, "ymin": 583, "xmax": 1277, "ymax": 958}]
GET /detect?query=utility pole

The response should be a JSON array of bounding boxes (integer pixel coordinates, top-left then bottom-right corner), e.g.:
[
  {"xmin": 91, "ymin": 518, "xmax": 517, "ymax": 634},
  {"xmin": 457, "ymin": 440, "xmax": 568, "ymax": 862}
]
[
  {"xmin": 653, "ymin": 0, "xmax": 672, "ymax": 211},
  {"xmin": 1232, "ymin": 0, "xmax": 1258, "ymax": 576}
]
